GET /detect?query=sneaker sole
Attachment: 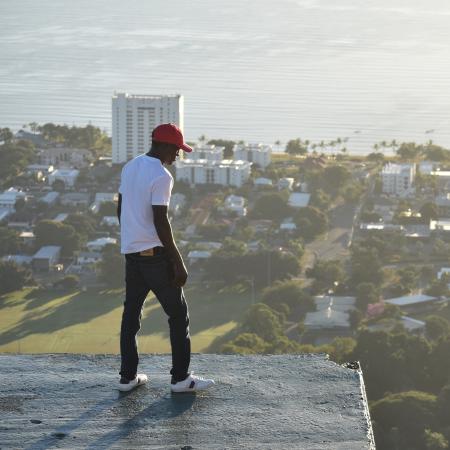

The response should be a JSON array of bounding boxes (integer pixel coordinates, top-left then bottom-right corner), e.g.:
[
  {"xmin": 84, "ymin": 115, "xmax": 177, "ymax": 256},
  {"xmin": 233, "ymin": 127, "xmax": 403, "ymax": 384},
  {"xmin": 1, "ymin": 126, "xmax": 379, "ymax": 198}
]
[
  {"xmin": 117, "ymin": 375, "xmax": 148, "ymax": 392},
  {"xmin": 171, "ymin": 383, "xmax": 215, "ymax": 393}
]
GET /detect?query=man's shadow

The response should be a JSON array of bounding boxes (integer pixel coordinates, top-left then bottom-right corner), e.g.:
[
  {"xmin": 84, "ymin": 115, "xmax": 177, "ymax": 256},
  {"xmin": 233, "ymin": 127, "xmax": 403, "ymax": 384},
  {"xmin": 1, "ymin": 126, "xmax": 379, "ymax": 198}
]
[{"xmin": 25, "ymin": 389, "xmax": 196, "ymax": 450}]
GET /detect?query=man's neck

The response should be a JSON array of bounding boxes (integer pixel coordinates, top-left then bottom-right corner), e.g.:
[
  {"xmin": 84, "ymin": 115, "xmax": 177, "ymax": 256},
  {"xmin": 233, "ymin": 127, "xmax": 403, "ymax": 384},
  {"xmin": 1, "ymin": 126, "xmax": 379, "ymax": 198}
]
[{"xmin": 146, "ymin": 151, "xmax": 164, "ymax": 163}]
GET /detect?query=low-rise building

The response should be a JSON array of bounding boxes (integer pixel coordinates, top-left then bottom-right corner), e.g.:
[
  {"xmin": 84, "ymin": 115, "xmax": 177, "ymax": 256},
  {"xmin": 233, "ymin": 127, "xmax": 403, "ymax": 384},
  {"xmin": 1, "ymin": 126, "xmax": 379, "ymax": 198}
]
[
  {"xmin": 19, "ymin": 231, "xmax": 35, "ymax": 246},
  {"xmin": 233, "ymin": 143, "xmax": 272, "ymax": 168},
  {"xmin": 36, "ymin": 147, "xmax": 92, "ymax": 168},
  {"xmin": 32, "ymin": 245, "xmax": 61, "ymax": 272},
  {"xmin": 169, "ymin": 193, "xmax": 186, "ymax": 217},
  {"xmin": 76, "ymin": 251, "xmax": 102, "ymax": 265},
  {"xmin": 288, "ymin": 192, "xmax": 311, "ymax": 208},
  {"xmin": 86, "ymin": 237, "xmax": 117, "ymax": 252},
  {"xmin": 187, "ymin": 250, "xmax": 212, "ymax": 264},
  {"xmin": 48, "ymin": 169, "xmax": 80, "ymax": 188},
  {"xmin": 224, "ymin": 195, "xmax": 247, "ymax": 217},
  {"xmin": 39, "ymin": 191, "xmax": 59, "ymax": 206},
  {"xmin": 101, "ymin": 216, "xmax": 120, "ymax": 227},
  {"xmin": 254, "ymin": 177, "xmax": 273, "ymax": 187},
  {"xmin": 53, "ymin": 213, "xmax": 68, "ymax": 223},
  {"xmin": 60, "ymin": 193, "xmax": 90, "ymax": 207},
  {"xmin": 303, "ymin": 296, "xmax": 357, "ymax": 345},
  {"xmin": 2, "ymin": 254, "xmax": 33, "ymax": 266},
  {"xmin": 278, "ymin": 178, "xmax": 294, "ymax": 191},
  {"xmin": 0, "ymin": 188, "xmax": 26, "ymax": 211},
  {"xmin": 175, "ymin": 159, "xmax": 251, "ymax": 187},
  {"xmin": 280, "ymin": 218, "xmax": 297, "ymax": 232},
  {"xmin": 90, "ymin": 193, "xmax": 118, "ymax": 214},
  {"xmin": 26, "ymin": 164, "xmax": 54, "ymax": 180},
  {"xmin": 430, "ymin": 219, "xmax": 450, "ymax": 232},
  {"xmin": 385, "ymin": 293, "xmax": 444, "ymax": 313}
]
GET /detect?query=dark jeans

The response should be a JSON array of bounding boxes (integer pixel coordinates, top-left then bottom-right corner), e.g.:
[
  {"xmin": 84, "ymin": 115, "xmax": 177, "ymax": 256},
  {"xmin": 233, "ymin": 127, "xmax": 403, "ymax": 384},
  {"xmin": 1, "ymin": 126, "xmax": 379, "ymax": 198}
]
[{"xmin": 120, "ymin": 251, "xmax": 191, "ymax": 382}]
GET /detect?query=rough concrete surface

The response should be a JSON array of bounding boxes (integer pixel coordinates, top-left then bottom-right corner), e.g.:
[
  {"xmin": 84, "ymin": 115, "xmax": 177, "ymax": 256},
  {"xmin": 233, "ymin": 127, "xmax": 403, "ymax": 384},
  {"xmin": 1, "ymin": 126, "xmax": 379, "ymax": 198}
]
[{"xmin": 0, "ymin": 353, "xmax": 375, "ymax": 449}]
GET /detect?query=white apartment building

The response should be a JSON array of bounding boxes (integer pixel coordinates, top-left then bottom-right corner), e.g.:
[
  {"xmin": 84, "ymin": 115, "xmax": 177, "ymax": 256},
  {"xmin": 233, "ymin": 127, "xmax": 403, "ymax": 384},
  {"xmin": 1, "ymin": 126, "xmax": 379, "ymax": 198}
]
[
  {"xmin": 233, "ymin": 143, "xmax": 272, "ymax": 168},
  {"xmin": 382, "ymin": 163, "xmax": 416, "ymax": 196},
  {"xmin": 175, "ymin": 159, "xmax": 252, "ymax": 188},
  {"xmin": 112, "ymin": 93, "xmax": 184, "ymax": 163},
  {"xmin": 185, "ymin": 144, "xmax": 224, "ymax": 162}
]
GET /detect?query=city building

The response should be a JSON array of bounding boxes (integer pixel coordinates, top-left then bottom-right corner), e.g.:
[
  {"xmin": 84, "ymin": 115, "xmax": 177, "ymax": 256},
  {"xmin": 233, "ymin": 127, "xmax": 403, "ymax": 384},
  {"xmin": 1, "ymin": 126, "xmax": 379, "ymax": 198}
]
[
  {"xmin": 384, "ymin": 294, "xmax": 443, "ymax": 313},
  {"xmin": 223, "ymin": 195, "xmax": 247, "ymax": 217},
  {"xmin": 38, "ymin": 192, "xmax": 59, "ymax": 206},
  {"xmin": 112, "ymin": 93, "xmax": 184, "ymax": 163},
  {"xmin": 48, "ymin": 169, "xmax": 80, "ymax": 188},
  {"xmin": 175, "ymin": 159, "xmax": 251, "ymax": 187},
  {"xmin": 288, "ymin": 192, "xmax": 311, "ymax": 208},
  {"xmin": 0, "ymin": 188, "xmax": 26, "ymax": 211},
  {"xmin": 278, "ymin": 177, "xmax": 294, "ymax": 191},
  {"xmin": 86, "ymin": 237, "xmax": 117, "ymax": 252},
  {"xmin": 90, "ymin": 192, "xmax": 118, "ymax": 214},
  {"xmin": 36, "ymin": 148, "xmax": 92, "ymax": 168},
  {"xmin": 233, "ymin": 143, "xmax": 272, "ymax": 168},
  {"xmin": 169, "ymin": 193, "xmax": 186, "ymax": 217},
  {"xmin": 381, "ymin": 163, "xmax": 416, "ymax": 196},
  {"xmin": 303, "ymin": 296, "xmax": 357, "ymax": 345},
  {"xmin": 32, "ymin": 246, "xmax": 61, "ymax": 272},
  {"xmin": 254, "ymin": 177, "xmax": 273, "ymax": 187},
  {"xmin": 185, "ymin": 144, "xmax": 224, "ymax": 162}
]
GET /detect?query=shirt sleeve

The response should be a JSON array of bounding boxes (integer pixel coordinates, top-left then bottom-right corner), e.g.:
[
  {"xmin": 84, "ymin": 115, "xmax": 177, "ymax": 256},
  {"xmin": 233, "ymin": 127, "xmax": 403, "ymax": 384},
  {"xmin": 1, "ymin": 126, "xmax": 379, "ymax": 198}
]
[{"xmin": 151, "ymin": 174, "xmax": 173, "ymax": 206}]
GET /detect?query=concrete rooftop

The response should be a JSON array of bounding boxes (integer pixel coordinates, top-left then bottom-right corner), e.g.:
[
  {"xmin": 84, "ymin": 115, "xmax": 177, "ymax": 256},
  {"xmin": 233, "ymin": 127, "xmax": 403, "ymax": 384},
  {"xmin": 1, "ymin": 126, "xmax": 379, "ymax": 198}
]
[{"xmin": 1, "ymin": 353, "xmax": 375, "ymax": 449}]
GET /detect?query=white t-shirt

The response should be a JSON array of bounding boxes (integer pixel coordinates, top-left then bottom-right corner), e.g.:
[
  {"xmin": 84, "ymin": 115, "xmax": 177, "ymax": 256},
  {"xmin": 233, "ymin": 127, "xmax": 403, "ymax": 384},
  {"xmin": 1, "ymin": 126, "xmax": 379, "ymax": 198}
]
[{"xmin": 119, "ymin": 155, "xmax": 173, "ymax": 254}]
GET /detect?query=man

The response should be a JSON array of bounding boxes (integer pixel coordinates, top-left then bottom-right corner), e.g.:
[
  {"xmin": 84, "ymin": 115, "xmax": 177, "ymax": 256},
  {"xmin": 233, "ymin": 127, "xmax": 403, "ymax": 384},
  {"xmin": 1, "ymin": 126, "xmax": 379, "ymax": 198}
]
[{"xmin": 116, "ymin": 123, "xmax": 214, "ymax": 393}]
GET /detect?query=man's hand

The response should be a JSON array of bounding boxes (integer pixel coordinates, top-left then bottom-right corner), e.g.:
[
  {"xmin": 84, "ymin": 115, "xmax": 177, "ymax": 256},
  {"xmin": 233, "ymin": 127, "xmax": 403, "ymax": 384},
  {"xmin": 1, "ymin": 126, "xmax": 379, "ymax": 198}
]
[{"xmin": 171, "ymin": 259, "xmax": 188, "ymax": 287}]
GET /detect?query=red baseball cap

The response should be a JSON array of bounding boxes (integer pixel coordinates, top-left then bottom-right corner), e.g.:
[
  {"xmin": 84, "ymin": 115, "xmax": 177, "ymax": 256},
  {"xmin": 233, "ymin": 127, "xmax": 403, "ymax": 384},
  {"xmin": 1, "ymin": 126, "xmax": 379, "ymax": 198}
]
[{"xmin": 152, "ymin": 123, "xmax": 193, "ymax": 152}]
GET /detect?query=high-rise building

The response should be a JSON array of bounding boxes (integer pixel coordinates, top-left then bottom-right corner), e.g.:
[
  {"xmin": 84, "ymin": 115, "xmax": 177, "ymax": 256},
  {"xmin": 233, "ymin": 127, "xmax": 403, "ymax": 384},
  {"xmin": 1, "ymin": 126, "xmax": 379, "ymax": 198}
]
[{"xmin": 112, "ymin": 93, "xmax": 184, "ymax": 163}]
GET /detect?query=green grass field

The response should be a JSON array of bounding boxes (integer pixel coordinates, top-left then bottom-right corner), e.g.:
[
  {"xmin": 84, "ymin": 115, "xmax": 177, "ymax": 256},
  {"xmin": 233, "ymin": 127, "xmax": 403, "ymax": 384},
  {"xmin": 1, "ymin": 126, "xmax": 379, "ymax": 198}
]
[{"xmin": 0, "ymin": 284, "xmax": 252, "ymax": 354}]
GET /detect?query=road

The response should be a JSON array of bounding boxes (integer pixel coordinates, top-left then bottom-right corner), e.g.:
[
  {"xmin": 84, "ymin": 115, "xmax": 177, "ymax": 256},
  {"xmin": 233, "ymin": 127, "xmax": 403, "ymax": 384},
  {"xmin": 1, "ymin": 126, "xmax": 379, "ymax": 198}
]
[{"xmin": 301, "ymin": 203, "xmax": 356, "ymax": 275}]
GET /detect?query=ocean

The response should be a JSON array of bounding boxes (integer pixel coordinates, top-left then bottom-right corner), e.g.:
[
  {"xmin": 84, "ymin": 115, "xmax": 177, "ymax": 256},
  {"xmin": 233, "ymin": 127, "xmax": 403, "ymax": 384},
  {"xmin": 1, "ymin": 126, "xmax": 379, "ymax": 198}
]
[{"xmin": 1, "ymin": 0, "xmax": 450, "ymax": 154}]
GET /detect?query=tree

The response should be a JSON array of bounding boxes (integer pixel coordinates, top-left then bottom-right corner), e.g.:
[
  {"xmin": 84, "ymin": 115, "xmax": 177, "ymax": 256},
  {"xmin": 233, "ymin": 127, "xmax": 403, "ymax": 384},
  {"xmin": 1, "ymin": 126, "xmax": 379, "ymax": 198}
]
[
  {"xmin": 293, "ymin": 206, "xmax": 328, "ymax": 241},
  {"xmin": 306, "ymin": 259, "xmax": 345, "ymax": 294},
  {"xmin": 207, "ymin": 139, "xmax": 235, "ymax": 159},
  {"xmin": 0, "ymin": 227, "xmax": 21, "ymax": 256},
  {"xmin": 420, "ymin": 202, "xmax": 439, "ymax": 223},
  {"xmin": 261, "ymin": 279, "xmax": 314, "ymax": 315},
  {"xmin": 322, "ymin": 165, "xmax": 351, "ymax": 196},
  {"xmin": 98, "ymin": 201, "xmax": 117, "ymax": 216},
  {"xmin": 396, "ymin": 142, "xmax": 422, "ymax": 160},
  {"xmin": 426, "ymin": 316, "xmax": 450, "ymax": 341},
  {"xmin": 53, "ymin": 275, "xmax": 79, "ymax": 290},
  {"xmin": 251, "ymin": 192, "xmax": 292, "ymax": 221},
  {"xmin": 286, "ymin": 138, "xmax": 308, "ymax": 155},
  {"xmin": 242, "ymin": 303, "xmax": 285, "ymax": 342},
  {"xmin": 0, "ymin": 127, "xmax": 13, "ymax": 143},
  {"xmin": 221, "ymin": 333, "xmax": 269, "ymax": 354},
  {"xmin": 34, "ymin": 220, "xmax": 80, "ymax": 256},
  {"xmin": 98, "ymin": 244, "xmax": 124, "ymax": 287},
  {"xmin": 350, "ymin": 245, "xmax": 384, "ymax": 286},
  {"xmin": 355, "ymin": 282, "xmax": 380, "ymax": 310},
  {"xmin": 424, "ymin": 429, "xmax": 448, "ymax": 450},
  {"xmin": 371, "ymin": 391, "xmax": 437, "ymax": 449},
  {"xmin": 0, "ymin": 261, "xmax": 32, "ymax": 295}
]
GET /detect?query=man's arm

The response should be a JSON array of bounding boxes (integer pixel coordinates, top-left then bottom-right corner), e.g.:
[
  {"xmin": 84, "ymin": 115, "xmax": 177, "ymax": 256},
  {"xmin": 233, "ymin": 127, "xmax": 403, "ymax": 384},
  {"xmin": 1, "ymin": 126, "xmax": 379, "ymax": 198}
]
[
  {"xmin": 117, "ymin": 193, "xmax": 122, "ymax": 224},
  {"xmin": 153, "ymin": 205, "xmax": 188, "ymax": 287}
]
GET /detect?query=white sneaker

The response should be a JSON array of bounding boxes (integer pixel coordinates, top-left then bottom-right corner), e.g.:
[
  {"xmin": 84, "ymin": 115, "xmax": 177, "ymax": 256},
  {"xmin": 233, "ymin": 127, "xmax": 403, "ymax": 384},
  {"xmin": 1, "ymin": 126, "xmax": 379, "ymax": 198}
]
[
  {"xmin": 170, "ymin": 373, "xmax": 215, "ymax": 393},
  {"xmin": 117, "ymin": 373, "xmax": 148, "ymax": 392}
]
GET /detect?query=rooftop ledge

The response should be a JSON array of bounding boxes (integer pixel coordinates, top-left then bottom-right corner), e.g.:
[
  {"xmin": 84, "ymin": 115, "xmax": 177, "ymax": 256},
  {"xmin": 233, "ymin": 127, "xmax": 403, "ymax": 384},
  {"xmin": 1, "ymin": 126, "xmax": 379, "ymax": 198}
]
[{"xmin": 1, "ymin": 353, "xmax": 375, "ymax": 450}]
